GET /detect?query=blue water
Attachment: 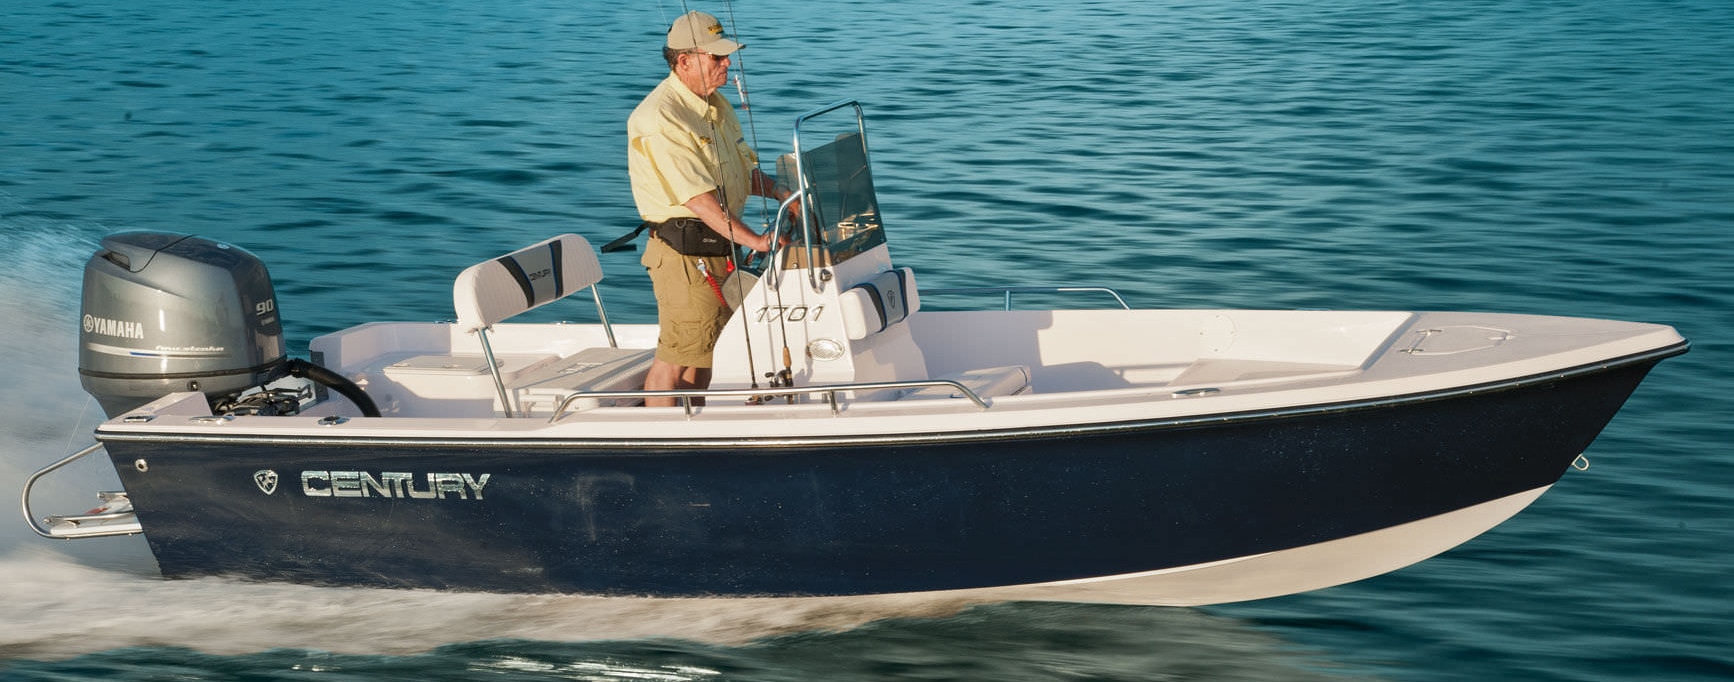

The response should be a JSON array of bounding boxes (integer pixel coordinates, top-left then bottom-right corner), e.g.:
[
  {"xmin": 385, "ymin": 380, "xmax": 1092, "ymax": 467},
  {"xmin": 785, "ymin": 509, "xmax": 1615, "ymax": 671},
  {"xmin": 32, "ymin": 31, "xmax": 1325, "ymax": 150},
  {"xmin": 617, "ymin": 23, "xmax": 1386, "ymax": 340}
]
[{"xmin": 3, "ymin": 0, "xmax": 1731, "ymax": 679}]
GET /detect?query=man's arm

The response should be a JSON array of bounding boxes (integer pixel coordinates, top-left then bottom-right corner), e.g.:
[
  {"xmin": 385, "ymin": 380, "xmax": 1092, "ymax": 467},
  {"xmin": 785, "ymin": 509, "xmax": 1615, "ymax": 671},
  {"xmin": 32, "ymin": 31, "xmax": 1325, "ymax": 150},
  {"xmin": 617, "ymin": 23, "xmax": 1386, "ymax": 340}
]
[
  {"xmin": 750, "ymin": 168, "xmax": 787, "ymax": 201},
  {"xmin": 683, "ymin": 191, "xmax": 774, "ymax": 252},
  {"xmin": 749, "ymin": 168, "xmax": 803, "ymax": 234}
]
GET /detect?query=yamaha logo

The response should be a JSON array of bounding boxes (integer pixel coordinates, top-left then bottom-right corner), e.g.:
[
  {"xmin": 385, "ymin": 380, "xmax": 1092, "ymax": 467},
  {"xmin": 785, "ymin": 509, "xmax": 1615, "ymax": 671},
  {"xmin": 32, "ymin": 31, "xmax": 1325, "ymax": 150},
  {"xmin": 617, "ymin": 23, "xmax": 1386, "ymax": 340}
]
[
  {"xmin": 83, "ymin": 314, "xmax": 145, "ymax": 340},
  {"xmin": 254, "ymin": 470, "xmax": 279, "ymax": 495}
]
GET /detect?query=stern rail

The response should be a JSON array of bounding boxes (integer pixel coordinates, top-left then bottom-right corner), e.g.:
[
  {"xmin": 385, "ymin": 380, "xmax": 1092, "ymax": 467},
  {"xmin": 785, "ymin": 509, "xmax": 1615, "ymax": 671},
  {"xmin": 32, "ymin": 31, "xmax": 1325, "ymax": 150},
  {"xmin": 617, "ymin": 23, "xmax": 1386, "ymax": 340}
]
[{"xmin": 21, "ymin": 443, "xmax": 143, "ymax": 539}]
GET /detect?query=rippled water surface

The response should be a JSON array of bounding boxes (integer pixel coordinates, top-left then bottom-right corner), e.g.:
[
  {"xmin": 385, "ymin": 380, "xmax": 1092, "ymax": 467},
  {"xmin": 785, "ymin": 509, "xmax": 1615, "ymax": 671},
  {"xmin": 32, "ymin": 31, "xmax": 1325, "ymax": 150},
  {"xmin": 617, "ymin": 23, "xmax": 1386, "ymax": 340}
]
[{"xmin": 3, "ymin": 0, "xmax": 1731, "ymax": 680}]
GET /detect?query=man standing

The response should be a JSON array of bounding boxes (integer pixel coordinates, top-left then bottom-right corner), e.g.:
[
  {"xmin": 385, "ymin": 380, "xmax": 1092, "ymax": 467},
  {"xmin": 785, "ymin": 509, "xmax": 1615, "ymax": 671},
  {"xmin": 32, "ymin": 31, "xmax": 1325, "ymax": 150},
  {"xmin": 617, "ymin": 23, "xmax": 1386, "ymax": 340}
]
[{"xmin": 628, "ymin": 11, "xmax": 785, "ymax": 406}]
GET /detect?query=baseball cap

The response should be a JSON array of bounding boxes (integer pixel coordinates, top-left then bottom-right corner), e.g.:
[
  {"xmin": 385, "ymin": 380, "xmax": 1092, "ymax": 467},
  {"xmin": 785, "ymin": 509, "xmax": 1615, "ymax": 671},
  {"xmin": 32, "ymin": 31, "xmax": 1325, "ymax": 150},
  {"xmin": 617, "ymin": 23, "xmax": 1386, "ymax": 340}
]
[{"xmin": 666, "ymin": 11, "xmax": 743, "ymax": 55}]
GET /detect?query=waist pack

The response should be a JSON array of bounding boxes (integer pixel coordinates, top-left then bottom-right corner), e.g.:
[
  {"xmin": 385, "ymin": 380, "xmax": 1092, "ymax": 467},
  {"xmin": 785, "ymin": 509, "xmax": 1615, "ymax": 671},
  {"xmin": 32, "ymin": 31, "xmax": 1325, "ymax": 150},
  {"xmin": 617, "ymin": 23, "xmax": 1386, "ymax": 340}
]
[
  {"xmin": 655, "ymin": 218, "xmax": 734, "ymax": 257},
  {"xmin": 600, "ymin": 218, "xmax": 733, "ymax": 257}
]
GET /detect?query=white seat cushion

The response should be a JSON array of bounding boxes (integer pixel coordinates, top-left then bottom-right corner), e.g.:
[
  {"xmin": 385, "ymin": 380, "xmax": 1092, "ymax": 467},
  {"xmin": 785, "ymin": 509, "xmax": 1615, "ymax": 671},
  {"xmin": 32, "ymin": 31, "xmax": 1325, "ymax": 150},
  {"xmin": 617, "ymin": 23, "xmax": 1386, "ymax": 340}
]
[{"xmin": 510, "ymin": 347, "xmax": 657, "ymax": 415}]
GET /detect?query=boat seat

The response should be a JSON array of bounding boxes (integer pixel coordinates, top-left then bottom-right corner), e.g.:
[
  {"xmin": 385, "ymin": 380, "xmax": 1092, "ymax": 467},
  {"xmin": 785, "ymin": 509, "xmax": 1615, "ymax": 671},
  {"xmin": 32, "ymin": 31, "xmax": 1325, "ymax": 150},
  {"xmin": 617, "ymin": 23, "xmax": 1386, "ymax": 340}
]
[
  {"xmin": 838, "ymin": 267, "xmax": 919, "ymax": 340},
  {"xmin": 510, "ymin": 346, "xmax": 657, "ymax": 415},
  {"xmin": 901, "ymin": 365, "xmax": 1031, "ymax": 401},
  {"xmin": 453, "ymin": 233, "xmax": 622, "ymax": 417}
]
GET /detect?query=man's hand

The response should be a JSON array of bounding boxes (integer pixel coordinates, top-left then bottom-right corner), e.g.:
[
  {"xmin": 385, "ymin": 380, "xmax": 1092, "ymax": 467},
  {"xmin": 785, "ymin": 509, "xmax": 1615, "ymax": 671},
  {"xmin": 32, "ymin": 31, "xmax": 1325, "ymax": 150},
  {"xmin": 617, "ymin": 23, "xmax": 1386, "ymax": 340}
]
[{"xmin": 746, "ymin": 229, "xmax": 791, "ymax": 253}]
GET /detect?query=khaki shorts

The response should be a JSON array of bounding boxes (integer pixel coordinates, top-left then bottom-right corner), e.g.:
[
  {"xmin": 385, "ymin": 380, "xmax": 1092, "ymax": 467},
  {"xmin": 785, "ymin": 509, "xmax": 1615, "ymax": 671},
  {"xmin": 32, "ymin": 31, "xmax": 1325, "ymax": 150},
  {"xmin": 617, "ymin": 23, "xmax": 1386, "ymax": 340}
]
[{"xmin": 642, "ymin": 237, "xmax": 731, "ymax": 368}]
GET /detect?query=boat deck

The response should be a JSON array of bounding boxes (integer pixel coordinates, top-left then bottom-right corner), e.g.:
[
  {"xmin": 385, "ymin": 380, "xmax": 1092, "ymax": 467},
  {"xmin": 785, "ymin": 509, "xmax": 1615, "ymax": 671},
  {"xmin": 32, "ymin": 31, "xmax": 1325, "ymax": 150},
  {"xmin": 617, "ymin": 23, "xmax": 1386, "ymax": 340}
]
[{"xmin": 248, "ymin": 308, "xmax": 1685, "ymax": 439}]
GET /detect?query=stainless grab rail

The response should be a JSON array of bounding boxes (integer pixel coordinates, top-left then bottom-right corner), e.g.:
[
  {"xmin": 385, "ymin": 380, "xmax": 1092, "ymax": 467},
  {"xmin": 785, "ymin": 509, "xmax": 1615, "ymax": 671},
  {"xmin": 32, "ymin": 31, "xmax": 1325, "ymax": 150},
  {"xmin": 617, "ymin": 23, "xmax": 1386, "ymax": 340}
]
[
  {"xmin": 922, "ymin": 286, "xmax": 1131, "ymax": 310},
  {"xmin": 550, "ymin": 378, "xmax": 990, "ymax": 422},
  {"xmin": 20, "ymin": 442, "xmax": 142, "ymax": 540}
]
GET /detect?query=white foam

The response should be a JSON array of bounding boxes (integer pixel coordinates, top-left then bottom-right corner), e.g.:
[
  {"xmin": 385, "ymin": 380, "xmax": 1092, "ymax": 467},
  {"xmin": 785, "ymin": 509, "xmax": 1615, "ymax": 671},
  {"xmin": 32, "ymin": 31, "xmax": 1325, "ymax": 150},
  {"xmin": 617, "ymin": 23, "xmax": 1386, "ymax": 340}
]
[
  {"xmin": 1, "ymin": 218, "xmax": 124, "ymax": 551},
  {"xmin": 0, "ymin": 548, "xmax": 976, "ymax": 659}
]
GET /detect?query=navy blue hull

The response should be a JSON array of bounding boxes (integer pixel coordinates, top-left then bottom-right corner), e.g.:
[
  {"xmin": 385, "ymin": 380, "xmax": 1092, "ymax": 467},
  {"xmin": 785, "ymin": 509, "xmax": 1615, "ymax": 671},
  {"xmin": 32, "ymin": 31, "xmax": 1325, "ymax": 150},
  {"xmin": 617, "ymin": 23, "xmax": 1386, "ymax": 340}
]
[{"xmin": 101, "ymin": 358, "xmax": 1662, "ymax": 597}]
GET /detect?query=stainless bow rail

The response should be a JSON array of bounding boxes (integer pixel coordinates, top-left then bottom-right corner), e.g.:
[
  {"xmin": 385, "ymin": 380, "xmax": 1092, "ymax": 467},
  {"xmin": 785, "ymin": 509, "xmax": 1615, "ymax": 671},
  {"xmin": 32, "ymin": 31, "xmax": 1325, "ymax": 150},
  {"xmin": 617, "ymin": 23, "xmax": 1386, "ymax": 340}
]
[
  {"xmin": 550, "ymin": 378, "xmax": 990, "ymax": 422},
  {"xmin": 922, "ymin": 286, "xmax": 1131, "ymax": 310},
  {"xmin": 21, "ymin": 442, "xmax": 142, "ymax": 540}
]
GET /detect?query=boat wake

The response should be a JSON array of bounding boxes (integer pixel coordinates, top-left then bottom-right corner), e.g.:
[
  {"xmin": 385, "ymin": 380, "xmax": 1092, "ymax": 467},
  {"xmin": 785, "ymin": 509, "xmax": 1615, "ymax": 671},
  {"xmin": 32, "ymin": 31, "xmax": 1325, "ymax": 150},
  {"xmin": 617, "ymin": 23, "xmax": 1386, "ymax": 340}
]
[
  {"xmin": 0, "ymin": 216, "xmax": 119, "ymax": 552},
  {"xmin": 0, "ymin": 547, "xmax": 980, "ymax": 659}
]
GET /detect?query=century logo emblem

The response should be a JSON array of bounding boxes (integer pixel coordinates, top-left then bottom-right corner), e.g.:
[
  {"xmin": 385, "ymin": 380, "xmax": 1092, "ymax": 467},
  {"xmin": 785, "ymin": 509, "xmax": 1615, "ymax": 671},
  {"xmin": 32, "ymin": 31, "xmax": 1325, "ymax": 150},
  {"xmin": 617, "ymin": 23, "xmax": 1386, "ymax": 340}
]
[{"xmin": 253, "ymin": 469, "xmax": 492, "ymax": 500}]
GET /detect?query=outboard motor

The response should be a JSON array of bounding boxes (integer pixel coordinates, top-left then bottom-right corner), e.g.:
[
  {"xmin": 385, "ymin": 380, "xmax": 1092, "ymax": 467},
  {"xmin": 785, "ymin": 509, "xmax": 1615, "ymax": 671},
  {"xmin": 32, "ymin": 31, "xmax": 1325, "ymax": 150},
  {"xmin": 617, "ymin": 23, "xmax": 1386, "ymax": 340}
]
[{"xmin": 78, "ymin": 232, "xmax": 288, "ymax": 418}]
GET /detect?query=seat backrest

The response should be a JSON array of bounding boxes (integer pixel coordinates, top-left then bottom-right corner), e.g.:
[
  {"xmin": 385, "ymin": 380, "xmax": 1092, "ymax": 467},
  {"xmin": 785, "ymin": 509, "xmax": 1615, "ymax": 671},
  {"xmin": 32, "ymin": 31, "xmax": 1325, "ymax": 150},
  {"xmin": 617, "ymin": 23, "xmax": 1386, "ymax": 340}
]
[
  {"xmin": 455, "ymin": 234, "xmax": 602, "ymax": 333},
  {"xmin": 838, "ymin": 267, "xmax": 920, "ymax": 340}
]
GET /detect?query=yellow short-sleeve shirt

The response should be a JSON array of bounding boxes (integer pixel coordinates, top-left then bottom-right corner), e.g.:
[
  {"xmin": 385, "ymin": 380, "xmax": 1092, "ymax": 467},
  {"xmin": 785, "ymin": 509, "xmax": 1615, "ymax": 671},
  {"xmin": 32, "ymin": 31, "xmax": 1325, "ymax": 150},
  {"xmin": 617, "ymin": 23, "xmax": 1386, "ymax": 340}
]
[{"xmin": 627, "ymin": 73, "xmax": 757, "ymax": 223}]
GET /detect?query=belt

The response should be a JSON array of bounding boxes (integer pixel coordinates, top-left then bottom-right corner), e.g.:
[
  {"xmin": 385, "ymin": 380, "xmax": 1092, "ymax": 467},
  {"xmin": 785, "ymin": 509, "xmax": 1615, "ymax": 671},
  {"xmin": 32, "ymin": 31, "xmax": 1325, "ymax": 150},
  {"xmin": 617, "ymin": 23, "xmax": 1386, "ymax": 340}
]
[{"xmin": 603, "ymin": 218, "xmax": 701, "ymax": 253}]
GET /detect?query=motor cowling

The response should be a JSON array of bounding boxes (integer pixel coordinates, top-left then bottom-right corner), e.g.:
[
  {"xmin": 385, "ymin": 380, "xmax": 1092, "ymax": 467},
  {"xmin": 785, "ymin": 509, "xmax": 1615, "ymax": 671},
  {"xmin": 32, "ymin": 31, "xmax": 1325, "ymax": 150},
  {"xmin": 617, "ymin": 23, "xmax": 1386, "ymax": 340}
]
[{"xmin": 78, "ymin": 231, "xmax": 287, "ymax": 418}]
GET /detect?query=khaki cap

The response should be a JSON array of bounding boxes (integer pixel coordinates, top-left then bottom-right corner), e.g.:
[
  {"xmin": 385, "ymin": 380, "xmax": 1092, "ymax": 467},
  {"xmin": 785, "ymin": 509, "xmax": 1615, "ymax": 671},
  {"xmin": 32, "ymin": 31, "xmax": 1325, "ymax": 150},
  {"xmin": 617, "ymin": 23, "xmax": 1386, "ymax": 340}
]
[{"xmin": 666, "ymin": 11, "xmax": 743, "ymax": 55}]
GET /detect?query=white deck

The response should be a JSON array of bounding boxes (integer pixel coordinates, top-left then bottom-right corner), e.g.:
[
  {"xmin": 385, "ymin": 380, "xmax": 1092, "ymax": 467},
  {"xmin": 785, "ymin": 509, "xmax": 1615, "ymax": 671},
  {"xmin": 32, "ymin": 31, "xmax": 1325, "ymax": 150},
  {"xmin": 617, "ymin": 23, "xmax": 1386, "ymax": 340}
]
[
  {"xmin": 86, "ymin": 224, "xmax": 1678, "ymax": 443},
  {"xmin": 104, "ymin": 306, "xmax": 1683, "ymax": 444}
]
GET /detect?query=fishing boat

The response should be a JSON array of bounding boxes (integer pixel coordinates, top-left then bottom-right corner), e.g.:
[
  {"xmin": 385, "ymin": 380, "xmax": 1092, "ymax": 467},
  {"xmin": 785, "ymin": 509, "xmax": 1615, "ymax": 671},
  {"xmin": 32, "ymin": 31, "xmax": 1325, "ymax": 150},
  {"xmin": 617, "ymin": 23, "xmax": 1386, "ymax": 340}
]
[{"xmin": 25, "ymin": 101, "xmax": 1687, "ymax": 606}]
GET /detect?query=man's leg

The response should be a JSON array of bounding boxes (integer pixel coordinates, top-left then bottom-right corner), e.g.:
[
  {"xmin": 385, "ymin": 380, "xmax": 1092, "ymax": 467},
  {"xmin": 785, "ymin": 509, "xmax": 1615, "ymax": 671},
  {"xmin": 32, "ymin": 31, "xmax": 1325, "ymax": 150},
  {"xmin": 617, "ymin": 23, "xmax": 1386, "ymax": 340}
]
[
  {"xmin": 644, "ymin": 359, "xmax": 713, "ymax": 407},
  {"xmin": 641, "ymin": 240, "xmax": 727, "ymax": 407}
]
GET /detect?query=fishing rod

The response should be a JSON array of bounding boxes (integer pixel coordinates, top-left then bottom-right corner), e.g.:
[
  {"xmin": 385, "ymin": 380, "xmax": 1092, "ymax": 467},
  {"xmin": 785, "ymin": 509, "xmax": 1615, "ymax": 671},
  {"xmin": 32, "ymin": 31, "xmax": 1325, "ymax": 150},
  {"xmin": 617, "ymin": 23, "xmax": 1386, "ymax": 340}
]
[{"xmin": 711, "ymin": 0, "xmax": 799, "ymax": 398}]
